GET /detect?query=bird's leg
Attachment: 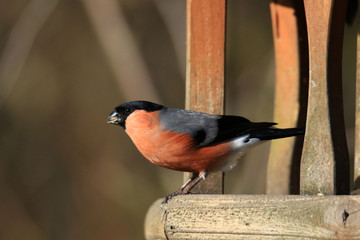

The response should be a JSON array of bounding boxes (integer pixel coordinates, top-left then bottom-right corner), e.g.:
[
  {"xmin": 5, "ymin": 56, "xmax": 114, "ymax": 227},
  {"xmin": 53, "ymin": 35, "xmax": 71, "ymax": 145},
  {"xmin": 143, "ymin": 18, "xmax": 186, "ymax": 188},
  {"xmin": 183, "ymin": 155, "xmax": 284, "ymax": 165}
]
[
  {"xmin": 162, "ymin": 171, "xmax": 209, "ymax": 204},
  {"xmin": 162, "ymin": 174, "xmax": 198, "ymax": 204},
  {"xmin": 162, "ymin": 171, "xmax": 211, "ymax": 204},
  {"xmin": 179, "ymin": 173, "xmax": 198, "ymax": 192},
  {"xmin": 182, "ymin": 171, "xmax": 208, "ymax": 194}
]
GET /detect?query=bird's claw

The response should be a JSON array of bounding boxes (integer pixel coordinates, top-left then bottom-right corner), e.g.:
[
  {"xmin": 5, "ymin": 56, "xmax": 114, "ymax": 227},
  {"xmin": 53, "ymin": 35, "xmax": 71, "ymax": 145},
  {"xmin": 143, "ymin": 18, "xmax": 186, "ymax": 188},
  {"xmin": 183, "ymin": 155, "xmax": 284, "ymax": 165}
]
[{"xmin": 161, "ymin": 190, "xmax": 189, "ymax": 204}]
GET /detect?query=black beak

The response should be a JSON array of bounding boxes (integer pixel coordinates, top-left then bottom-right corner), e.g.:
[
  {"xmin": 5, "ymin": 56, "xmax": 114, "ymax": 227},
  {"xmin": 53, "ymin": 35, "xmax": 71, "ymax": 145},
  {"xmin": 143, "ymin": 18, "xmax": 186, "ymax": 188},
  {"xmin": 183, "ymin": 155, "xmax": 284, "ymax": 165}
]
[{"xmin": 107, "ymin": 111, "xmax": 121, "ymax": 125}]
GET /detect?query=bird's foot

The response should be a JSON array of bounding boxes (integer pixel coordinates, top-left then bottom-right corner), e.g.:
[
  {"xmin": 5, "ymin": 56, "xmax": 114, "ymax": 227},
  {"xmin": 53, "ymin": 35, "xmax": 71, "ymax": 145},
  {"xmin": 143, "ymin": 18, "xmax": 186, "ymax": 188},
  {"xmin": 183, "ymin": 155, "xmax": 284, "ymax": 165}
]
[
  {"xmin": 161, "ymin": 171, "xmax": 208, "ymax": 205},
  {"xmin": 162, "ymin": 190, "xmax": 190, "ymax": 204}
]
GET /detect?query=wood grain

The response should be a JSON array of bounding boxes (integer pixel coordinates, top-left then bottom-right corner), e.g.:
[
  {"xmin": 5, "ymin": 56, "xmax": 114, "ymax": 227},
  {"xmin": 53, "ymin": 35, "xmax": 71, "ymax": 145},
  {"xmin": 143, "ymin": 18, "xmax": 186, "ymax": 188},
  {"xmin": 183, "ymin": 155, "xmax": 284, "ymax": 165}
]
[
  {"xmin": 300, "ymin": 0, "xmax": 350, "ymax": 195},
  {"xmin": 184, "ymin": 0, "xmax": 226, "ymax": 194},
  {"xmin": 145, "ymin": 195, "xmax": 360, "ymax": 239}
]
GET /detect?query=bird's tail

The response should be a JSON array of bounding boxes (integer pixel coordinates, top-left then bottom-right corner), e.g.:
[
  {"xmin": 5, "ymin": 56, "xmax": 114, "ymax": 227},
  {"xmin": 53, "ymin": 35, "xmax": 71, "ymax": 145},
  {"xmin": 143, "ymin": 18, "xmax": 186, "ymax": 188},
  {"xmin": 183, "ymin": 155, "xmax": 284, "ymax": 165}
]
[{"xmin": 249, "ymin": 127, "xmax": 305, "ymax": 141}]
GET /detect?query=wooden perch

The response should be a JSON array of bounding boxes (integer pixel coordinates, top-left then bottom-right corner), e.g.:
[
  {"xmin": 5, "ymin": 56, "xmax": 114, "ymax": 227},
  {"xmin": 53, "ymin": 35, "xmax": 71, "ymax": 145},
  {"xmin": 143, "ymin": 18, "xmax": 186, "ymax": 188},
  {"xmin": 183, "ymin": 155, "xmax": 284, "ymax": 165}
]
[{"xmin": 145, "ymin": 195, "xmax": 360, "ymax": 240}]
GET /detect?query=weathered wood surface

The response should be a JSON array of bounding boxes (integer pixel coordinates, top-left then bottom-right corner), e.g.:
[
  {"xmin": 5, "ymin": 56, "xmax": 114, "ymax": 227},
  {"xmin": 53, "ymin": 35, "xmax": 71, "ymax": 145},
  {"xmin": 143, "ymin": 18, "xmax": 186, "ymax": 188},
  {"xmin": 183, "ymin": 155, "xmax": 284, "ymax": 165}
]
[
  {"xmin": 184, "ymin": 0, "xmax": 226, "ymax": 194},
  {"xmin": 267, "ymin": 0, "xmax": 308, "ymax": 194},
  {"xmin": 300, "ymin": 0, "xmax": 350, "ymax": 195},
  {"xmin": 145, "ymin": 195, "xmax": 360, "ymax": 240}
]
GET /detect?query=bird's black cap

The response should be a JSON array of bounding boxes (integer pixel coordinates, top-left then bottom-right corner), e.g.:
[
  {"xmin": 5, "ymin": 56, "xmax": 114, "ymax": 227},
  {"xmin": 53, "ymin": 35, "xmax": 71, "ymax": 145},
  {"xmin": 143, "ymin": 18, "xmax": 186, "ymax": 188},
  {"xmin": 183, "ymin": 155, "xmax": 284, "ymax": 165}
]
[{"xmin": 107, "ymin": 101, "xmax": 164, "ymax": 129}]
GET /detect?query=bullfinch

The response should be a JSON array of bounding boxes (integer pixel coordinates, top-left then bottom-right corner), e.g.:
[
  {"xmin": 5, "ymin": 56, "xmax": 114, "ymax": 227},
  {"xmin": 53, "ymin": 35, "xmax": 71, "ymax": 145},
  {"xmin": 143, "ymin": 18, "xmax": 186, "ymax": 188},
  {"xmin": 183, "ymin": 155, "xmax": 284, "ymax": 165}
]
[{"xmin": 107, "ymin": 100, "xmax": 304, "ymax": 202}]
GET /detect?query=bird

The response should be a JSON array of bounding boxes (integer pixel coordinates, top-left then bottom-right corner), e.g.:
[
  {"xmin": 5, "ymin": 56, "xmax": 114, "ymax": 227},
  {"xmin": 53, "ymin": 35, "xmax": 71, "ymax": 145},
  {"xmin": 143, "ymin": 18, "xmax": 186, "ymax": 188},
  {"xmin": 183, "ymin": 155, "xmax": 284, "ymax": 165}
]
[{"xmin": 107, "ymin": 100, "xmax": 304, "ymax": 202}]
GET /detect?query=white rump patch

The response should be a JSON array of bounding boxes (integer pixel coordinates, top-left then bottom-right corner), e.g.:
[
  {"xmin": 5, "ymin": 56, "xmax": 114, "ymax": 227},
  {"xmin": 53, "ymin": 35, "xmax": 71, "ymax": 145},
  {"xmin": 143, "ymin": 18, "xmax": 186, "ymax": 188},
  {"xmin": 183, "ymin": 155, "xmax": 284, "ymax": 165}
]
[{"xmin": 216, "ymin": 134, "xmax": 262, "ymax": 172}]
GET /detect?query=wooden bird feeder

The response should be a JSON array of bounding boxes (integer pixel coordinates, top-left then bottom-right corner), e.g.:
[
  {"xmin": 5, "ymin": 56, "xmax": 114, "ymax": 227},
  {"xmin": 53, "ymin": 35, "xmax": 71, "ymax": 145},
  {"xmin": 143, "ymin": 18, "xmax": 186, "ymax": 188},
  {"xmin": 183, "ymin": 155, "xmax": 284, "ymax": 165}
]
[{"xmin": 145, "ymin": 0, "xmax": 360, "ymax": 239}]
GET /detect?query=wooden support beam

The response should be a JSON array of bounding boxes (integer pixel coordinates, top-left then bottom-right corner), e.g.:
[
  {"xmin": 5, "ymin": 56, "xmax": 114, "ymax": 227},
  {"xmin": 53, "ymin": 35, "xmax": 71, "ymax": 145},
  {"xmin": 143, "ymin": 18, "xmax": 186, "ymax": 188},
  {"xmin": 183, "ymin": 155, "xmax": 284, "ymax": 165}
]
[
  {"xmin": 355, "ymin": 9, "xmax": 360, "ymax": 191},
  {"xmin": 267, "ymin": 0, "xmax": 308, "ymax": 194},
  {"xmin": 184, "ymin": 0, "xmax": 226, "ymax": 194},
  {"xmin": 145, "ymin": 195, "xmax": 360, "ymax": 239},
  {"xmin": 300, "ymin": 0, "xmax": 350, "ymax": 195}
]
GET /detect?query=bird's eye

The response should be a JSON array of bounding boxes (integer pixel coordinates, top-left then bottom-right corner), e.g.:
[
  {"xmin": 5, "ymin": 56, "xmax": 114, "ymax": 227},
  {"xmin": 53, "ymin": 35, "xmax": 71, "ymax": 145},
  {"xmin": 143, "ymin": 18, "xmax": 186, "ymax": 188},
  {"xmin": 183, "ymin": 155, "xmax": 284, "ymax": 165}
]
[{"xmin": 125, "ymin": 108, "xmax": 131, "ymax": 114}]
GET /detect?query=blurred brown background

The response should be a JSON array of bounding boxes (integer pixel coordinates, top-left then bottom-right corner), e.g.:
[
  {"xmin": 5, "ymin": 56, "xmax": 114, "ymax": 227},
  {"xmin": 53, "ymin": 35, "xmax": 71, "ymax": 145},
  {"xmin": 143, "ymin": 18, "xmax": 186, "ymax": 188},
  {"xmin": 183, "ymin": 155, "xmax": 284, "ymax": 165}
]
[{"xmin": 0, "ymin": 1, "xmax": 356, "ymax": 239}]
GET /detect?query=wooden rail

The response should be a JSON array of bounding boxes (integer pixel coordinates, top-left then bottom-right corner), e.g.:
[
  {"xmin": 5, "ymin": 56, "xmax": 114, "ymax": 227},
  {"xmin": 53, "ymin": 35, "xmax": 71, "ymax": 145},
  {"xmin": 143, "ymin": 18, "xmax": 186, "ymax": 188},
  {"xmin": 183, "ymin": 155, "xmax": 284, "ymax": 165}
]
[
  {"xmin": 145, "ymin": 0, "xmax": 360, "ymax": 239},
  {"xmin": 145, "ymin": 195, "xmax": 360, "ymax": 239}
]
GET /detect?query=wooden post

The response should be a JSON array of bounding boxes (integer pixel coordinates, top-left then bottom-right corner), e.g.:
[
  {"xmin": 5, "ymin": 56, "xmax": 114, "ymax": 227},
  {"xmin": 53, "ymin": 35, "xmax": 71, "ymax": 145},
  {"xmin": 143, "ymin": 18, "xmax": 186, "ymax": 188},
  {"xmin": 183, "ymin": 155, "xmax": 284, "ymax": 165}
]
[
  {"xmin": 144, "ymin": 2, "xmax": 356, "ymax": 239},
  {"xmin": 300, "ymin": 0, "xmax": 350, "ymax": 195},
  {"xmin": 355, "ymin": 8, "xmax": 360, "ymax": 191},
  {"xmin": 145, "ymin": 195, "xmax": 360, "ymax": 239},
  {"xmin": 267, "ymin": 0, "xmax": 308, "ymax": 194},
  {"xmin": 184, "ymin": 0, "xmax": 226, "ymax": 194}
]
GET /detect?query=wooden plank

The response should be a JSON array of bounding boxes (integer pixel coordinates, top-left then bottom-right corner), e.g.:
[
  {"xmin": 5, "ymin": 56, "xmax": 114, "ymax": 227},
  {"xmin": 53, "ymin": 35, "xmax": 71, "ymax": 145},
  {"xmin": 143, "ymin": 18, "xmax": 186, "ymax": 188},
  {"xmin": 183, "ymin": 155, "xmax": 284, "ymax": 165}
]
[
  {"xmin": 184, "ymin": 0, "xmax": 226, "ymax": 194},
  {"xmin": 267, "ymin": 0, "xmax": 308, "ymax": 194},
  {"xmin": 300, "ymin": 0, "xmax": 350, "ymax": 195},
  {"xmin": 145, "ymin": 195, "xmax": 360, "ymax": 239},
  {"xmin": 355, "ymin": 11, "xmax": 360, "ymax": 191}
]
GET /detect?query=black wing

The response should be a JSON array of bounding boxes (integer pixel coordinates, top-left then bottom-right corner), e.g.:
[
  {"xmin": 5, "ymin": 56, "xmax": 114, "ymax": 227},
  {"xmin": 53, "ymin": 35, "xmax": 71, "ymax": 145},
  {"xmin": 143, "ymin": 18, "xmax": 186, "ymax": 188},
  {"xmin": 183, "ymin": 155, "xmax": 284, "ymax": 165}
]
[{"xmin": 207, "ymin": 115, "xmax": 276, "ymax": 146}]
